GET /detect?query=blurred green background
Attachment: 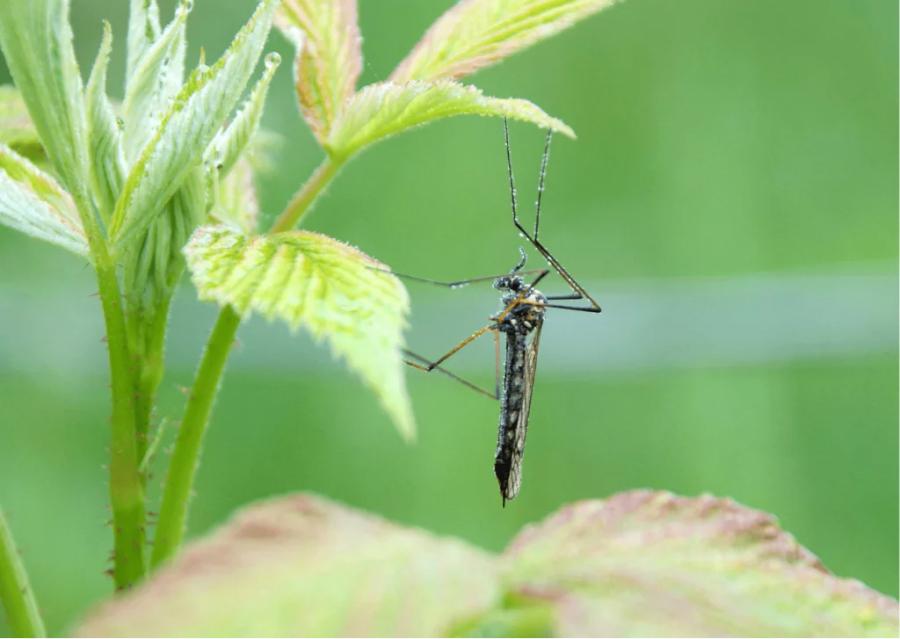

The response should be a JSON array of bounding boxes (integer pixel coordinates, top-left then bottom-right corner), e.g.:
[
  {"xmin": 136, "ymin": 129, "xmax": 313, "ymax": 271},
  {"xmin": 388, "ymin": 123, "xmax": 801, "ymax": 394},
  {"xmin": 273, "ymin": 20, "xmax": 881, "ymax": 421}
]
[{"xmin": 1, "ymin": 0, "xmax": 897, "ymax": 633}]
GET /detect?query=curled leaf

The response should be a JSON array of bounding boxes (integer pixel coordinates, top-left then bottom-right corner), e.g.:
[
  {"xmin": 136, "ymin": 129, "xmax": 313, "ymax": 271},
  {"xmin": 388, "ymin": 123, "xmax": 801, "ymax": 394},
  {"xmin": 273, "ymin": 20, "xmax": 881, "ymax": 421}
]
[
  {"xmin": 121, "ymin": 0, "xmax": 190, "ymax": 162},
  {"xmin": 0, "ymin": 0, "xmax": 91, "ymax": 201},
  {"xmin": 184, "ymin": 225, "xmax": 414, "ymax": 439},
  {"xmin": 275, "ymin": 0, "xmax": 362, "ymax": 142},
  {"xmin": 126, "ymin": 0, "xmax": 162, "ymax": 82},
  {"xmin": 85, "ymin": 21, "xmax": 126, "ymax": 223},
  {"xmin": 392, "ymin": 0, "xmax": 621, "ymax": 83},
  {"xmin": 326, "ymin": 80, "xmax": 574, "ymax": 159},
  {"xmin": 110, "ymin": 0, "xmax": 277, "ymax": 249},
  {"xmin": 205, "ymin": 51, "xmax": 282, "ymax": 178},
  {"xmin": 0, "ymin": 144, "xmax": 86, "ymax": 255}
]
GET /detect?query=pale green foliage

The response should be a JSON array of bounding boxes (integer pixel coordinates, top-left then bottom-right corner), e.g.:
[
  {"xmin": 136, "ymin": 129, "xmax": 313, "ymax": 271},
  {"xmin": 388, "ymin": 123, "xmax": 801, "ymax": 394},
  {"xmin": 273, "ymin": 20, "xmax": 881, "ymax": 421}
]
[
  {"xmin": 212, "ymin": 157, "xmax": 260, "ymax": 234},
  {"xmin": 126, "ymin": 0, "xmax": 162, "ymax": 82},
  {"xmin": 0, "ymin": 86, "xmax": 40, "ymax": 153},
  {"xmin": 110, "ymin": 0, "xmax": 278, "ymax": 250},
  {"xmin": 121, "ymin": 0, "xmax": 189, "ymax": 162},
  {"xmin": 0, "ymin": 0, "xmax": 92, "ymax": 206},
  {"xmin": 76, "ymin": 492, "xmax": 900, "ymax": 637},
  {"xmin": 0, "ymin": 144, "xmax": 87, "ymax": 255},
  {"xmin": 275, "ymin": 0, "xmax": 362, "ymax": 142},
  {"xmin": 392, "ymin": 0, "xmax": 621, "ymax": 82},
  {"xmin": 326, "ymin": 80, "xmax": 574, "ymax": 159},
  {"xmin": 85, "ymin": 22, "xmax": 126, "ymax": 223},
  {"xmin": 275, "ymin": 0, "xmax": 584, "ymax": 164},
  {"xmin": 126, "ymin": 168, "xmax": 208, "ymax": 311},
  {"xmin": 184, "ymin": 225, "xmax": 414, "ymax": 438},
  {"xmin": 205, "ymin": 52, "xmax": 282, "ymax": 177}
]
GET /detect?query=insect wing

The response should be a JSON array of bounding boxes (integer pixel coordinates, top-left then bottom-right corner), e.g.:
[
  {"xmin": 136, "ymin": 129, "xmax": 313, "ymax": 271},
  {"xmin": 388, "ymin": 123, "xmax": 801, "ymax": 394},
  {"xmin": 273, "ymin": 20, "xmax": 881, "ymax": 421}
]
[{"xmin": 501, "ymin": 320, "xmax": 543, "ymax": 503}]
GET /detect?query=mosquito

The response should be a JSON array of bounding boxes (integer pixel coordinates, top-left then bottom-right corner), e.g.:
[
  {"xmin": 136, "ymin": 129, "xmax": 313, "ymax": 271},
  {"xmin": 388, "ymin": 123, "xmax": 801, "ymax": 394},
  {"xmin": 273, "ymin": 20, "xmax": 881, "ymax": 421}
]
[{"xmin": 393, "ymin": 120, "xmax": 601, "ymax": 505}]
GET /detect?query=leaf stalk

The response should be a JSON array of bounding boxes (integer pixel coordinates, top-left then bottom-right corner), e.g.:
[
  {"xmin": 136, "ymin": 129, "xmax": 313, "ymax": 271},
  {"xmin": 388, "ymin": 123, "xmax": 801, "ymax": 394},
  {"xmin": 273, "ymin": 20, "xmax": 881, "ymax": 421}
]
[{"xmin": 152, "ymin": 156, "xmax": 341, "ymax": 568}]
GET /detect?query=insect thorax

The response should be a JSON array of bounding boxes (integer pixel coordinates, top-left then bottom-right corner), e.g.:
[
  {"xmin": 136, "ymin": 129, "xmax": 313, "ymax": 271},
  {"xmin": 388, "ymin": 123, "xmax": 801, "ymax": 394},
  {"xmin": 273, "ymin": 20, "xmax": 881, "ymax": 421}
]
[{"xmin": 493, "ymin": 277, "xmax": 546, "ymax": 334}]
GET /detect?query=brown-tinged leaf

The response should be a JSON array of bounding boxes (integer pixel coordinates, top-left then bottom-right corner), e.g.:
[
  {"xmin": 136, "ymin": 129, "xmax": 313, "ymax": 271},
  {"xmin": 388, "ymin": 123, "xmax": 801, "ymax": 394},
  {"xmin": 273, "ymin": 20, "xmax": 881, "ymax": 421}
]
[
  {"xmin": 495, "ymin": 490, "xmax": 900, "ymax": 637},
  {"xmin": 392, "ymin": 0, "xmax": 621, "ymax": 83},
  {"xmin": 74, "ymin": 491, "xmax": 898, "ymax": 637},
  {"xmin": 77, "ymin": 494, "xmax": 499, "ymax": 637},
  {"xmin": 276, "ymin": 0, "xmax": 362, "ymax": 142}
]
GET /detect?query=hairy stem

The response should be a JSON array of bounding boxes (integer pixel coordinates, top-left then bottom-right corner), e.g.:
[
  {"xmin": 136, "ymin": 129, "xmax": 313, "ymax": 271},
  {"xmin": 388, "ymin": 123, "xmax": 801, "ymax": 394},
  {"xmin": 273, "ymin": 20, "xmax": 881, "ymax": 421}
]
[
  {"xmin": 152, "ymin": 157, "xmax": 342, "ymax": 569},
  {"xmin": 270, "ymin": 158, "xmax": 343, "ymax": 232},
  {"xmin": 151, "ymin": 306, "xmax": 241, "ymax": 567},
  {"xmin": 94, "ymin": 246, "xmax": 147, "ymax": 588},
  {"xmin": 130, "ymin": 295, "xmax": 174, "ymax": 469},
  {"xmin": 0, "ymin": 510, "xmax": 45, "ymax": 637}
]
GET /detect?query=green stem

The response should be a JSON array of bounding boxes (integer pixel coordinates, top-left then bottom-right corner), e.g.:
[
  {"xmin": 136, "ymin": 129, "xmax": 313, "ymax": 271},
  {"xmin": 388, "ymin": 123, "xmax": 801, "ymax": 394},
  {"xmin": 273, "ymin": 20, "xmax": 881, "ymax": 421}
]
[
  {"xmin": 130, "ymin": 295, "xmax": 174, "ymax": 469},
  {"xmin": 151, "ymin": 157, "xmax": 343, "ymax": 569},
  {"xmin": 270, "ymin": 157, "xmax": 343, "ymax": 232},
  {"xmin": 0, "ymin": 510, "xmax": 45, "ymax": 637},
  {"xmin": 151, "ymin": 306, "xmax": 241, "ymax": 567},
  {"xmin": 94, "ymin": 248, "xmax": 146, "ymax": 588}
]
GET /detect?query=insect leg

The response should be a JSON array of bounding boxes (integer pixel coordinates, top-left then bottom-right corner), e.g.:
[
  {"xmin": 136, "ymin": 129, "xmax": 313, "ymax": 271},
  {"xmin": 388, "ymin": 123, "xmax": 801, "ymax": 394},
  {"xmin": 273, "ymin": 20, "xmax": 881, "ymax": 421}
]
[
  {"xmin": 534, "ymin": 129, "xmax": 552, "ymax": 241},
  {"xmin": 413, "ymin": 324, "xmax": 497, "ymax": 371},
  {"xmin": 403, "ymin": 349, "xmax": 497, "ymax": 400},
  {"xmin": 370, "ymin": 266, "xmax": 546, "ymax": 289}
]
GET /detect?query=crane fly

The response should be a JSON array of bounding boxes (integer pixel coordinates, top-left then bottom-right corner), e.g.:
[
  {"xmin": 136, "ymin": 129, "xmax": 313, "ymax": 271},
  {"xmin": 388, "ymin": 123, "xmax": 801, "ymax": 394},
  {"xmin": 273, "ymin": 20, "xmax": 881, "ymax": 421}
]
[{"xmin": 392, "ymin": 120, "xmax": 601, "ymax": 505}]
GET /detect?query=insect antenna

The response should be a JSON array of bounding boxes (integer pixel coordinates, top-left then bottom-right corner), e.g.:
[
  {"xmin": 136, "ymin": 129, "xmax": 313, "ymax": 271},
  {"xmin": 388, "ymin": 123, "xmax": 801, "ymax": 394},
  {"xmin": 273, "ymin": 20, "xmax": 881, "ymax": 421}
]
[{"xmin": 502, "ymin": 119, "xmax": 602, "ymax": 313}]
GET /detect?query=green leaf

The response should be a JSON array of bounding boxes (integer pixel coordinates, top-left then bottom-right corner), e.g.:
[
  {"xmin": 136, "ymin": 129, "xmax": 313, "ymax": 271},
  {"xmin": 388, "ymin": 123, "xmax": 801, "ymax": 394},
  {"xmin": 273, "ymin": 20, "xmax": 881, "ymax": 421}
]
[
  {"xmin": 0, "ymin": 86, "xmax": 41, "ymax": 155},
  {"xmin": 326, "ymin": 80, "xmax": 574, "ymax": 159},
  {"xmin": 205, "ymin": 51, "xmax": 282, "ymax": 177},
  {"xmin": 211, "ymin": 157, "xmax": 260, "ymax": 234},
  {"xmin": 77, "ymin": 494, "xmax": 497, "ymax": 636},
  {"xmin": 184, "ymin": 225, "xmax": 414, "ymax": 439},
  {"xmin": 121, "ymin": 0, "xmax": 190, "ymax": 162},
  {"xmin": 392, "ymin": 0, "xmax": 621, "ymax": 82},
  {"xmin": 275, "ymin": 0, "xmax": 362, "ymax": 142},
  {"xmin": 85, "ymin": 22, "xmax": 126, "ymax": 224},
  {"xmin": 110, "ymin": 0, "xmax": 278, "ymax": 250},
  {"xmin": 74, "ymin": 491, "xmax": 899, "ymax": 637},
  {"xmin": 0, "ymin": 0, "xmax": 91, "ymax": 202},
  {"xmin": 0, "ymin": 144, "xmax": 87, "ymax": 255},
  {"xmin": 126, "ymin": 0, "xmax": 162, "ymax": 83}
]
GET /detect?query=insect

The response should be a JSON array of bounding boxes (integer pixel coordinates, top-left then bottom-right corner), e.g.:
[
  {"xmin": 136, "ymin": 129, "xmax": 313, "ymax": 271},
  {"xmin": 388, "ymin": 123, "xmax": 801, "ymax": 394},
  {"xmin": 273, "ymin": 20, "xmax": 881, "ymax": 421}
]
[{"xmin": 394, "ymin": 120, "xmax": 601, "ymax": 505}]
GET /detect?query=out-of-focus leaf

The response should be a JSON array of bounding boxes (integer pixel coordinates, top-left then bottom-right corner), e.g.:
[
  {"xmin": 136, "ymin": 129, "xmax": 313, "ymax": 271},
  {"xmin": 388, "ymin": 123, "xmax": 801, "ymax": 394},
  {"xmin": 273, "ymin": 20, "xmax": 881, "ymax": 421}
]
[
  {"xmin": 211, "ymin": 157, "xmax": 260, "ymax": 233},
  {"xmin": 126, "ymin": 0, "xmax": 162, "ymax": 82},
  {"xmin": 205, "ymin": 52, "xmax": 281, "ymax": 177},
  {"xmin": 77, "ymin": 494, "xmax": 498, "ymax": 636},
  {"xmin": 326, "ymin": 80, "xmax": 573, "ymax": 159},
  {"xmin": 0, "ymin": 144, "xmax": 86, "ymax": 255},
  {"xmin": 392, "ymin": 0, "xmax": 621, "ymax": 82},
  {"xmin": 110, "ymin": 0, "xmax": 277, "ymax": 250},
  {"xmin": 498, "ymin": 491, "xmax": 900, "ymax": 637},
  {"xmin": 75, "ymin": 491, "xmax": 899, "ymax": 637},
  {"xmin": 275, "ymin": 0, "xmax": 362, "ymax": 142},
  {"xmin": 0, "ymin": 0, "xmax": 91, "ymax": 202},
  {"xmin": 184, "ymin": 225, "xmax": 414, "ymax": 438},
  {"xmin": 0, "ymin": 86, "xmax": 41, "ymax": 155},
  {"xmin": 85, "ymin": 22, "xmax": 126, "ymax": 223},
  {"xmin": 121, "ymin": 0, "xmax": 190, "ymax": 162}
]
